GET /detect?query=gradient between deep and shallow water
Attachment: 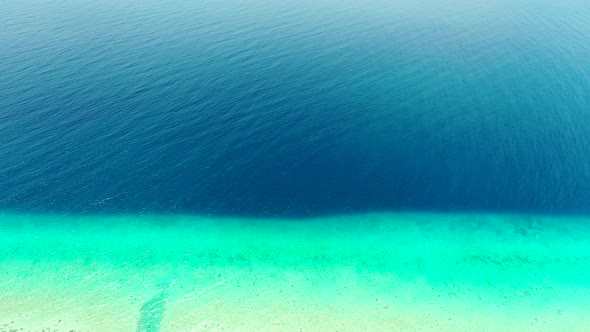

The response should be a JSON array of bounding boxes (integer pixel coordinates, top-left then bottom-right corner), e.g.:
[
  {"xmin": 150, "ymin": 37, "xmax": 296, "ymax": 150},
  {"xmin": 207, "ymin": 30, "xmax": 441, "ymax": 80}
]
[{"xmin": 2, "ymin": 0, "xmax": 590, "ymax": 330}]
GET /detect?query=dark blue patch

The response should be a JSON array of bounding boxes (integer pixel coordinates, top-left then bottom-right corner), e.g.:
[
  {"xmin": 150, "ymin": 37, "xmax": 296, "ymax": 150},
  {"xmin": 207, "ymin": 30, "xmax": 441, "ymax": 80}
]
[{"xmin": 1, "ymin": 0, "xmax": 590, "ymax": 217}]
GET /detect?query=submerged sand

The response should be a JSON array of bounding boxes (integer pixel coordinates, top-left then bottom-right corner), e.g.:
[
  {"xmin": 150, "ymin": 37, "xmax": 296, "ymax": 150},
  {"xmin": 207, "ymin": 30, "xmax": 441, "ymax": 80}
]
[{"xmin": 1, "ymin": 212, "xmax": 589, "ymax": 331}]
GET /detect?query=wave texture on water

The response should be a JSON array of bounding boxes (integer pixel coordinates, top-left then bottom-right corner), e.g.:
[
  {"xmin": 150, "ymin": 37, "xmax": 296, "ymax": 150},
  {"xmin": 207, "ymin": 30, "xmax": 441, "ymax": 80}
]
[{"xmin": 1, "ymin": 0, "xmax": 590, "ymax": 216}]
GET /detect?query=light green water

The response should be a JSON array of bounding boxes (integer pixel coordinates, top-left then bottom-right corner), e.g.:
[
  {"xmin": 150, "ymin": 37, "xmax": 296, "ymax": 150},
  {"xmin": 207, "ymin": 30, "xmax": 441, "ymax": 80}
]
[{"xmin": 1, "ymin": 212, "xmax": 589, "ymax": 331}]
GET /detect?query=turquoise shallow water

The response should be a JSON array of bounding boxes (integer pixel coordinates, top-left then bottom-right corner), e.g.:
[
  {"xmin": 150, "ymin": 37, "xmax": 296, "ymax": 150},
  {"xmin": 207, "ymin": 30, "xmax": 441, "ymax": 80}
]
[{"xmin": 1, "ymin": 212, "xmax": 589, "ymax": 331}]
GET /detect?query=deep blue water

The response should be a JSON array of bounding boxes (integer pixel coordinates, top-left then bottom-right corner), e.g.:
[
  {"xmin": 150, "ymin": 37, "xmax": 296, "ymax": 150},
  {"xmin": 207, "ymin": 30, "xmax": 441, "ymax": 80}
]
[{"xmin": 1, "ymin": 0, "xmax": 590, "ymax": 217}]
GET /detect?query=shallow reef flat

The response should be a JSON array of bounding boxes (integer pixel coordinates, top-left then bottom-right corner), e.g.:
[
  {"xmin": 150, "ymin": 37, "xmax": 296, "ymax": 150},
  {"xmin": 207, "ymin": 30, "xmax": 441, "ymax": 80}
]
[{"xmin": 1, "ymin": 212, "xmax": 589, "ymax": 331}]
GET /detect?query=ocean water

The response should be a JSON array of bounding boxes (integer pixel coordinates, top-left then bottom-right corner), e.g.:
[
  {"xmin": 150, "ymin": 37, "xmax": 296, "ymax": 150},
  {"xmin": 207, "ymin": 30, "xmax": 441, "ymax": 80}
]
[
  {"xmin": 1, "ymin": 212, "xmax": 590, "ymax": 331},
  {"xmin": 2, "ymin": 0, "xmax": 590, "ymax": 216},
  {"xmin": 1, "ymin": 0, "xmax": 590, "ymax": 330}
]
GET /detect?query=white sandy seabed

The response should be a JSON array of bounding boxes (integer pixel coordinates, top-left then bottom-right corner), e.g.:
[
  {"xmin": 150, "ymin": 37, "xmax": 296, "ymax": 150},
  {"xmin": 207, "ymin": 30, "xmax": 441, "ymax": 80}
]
[{"xmin": 0, "ymin": 212, "xmax": 589, "ymax": 331}]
